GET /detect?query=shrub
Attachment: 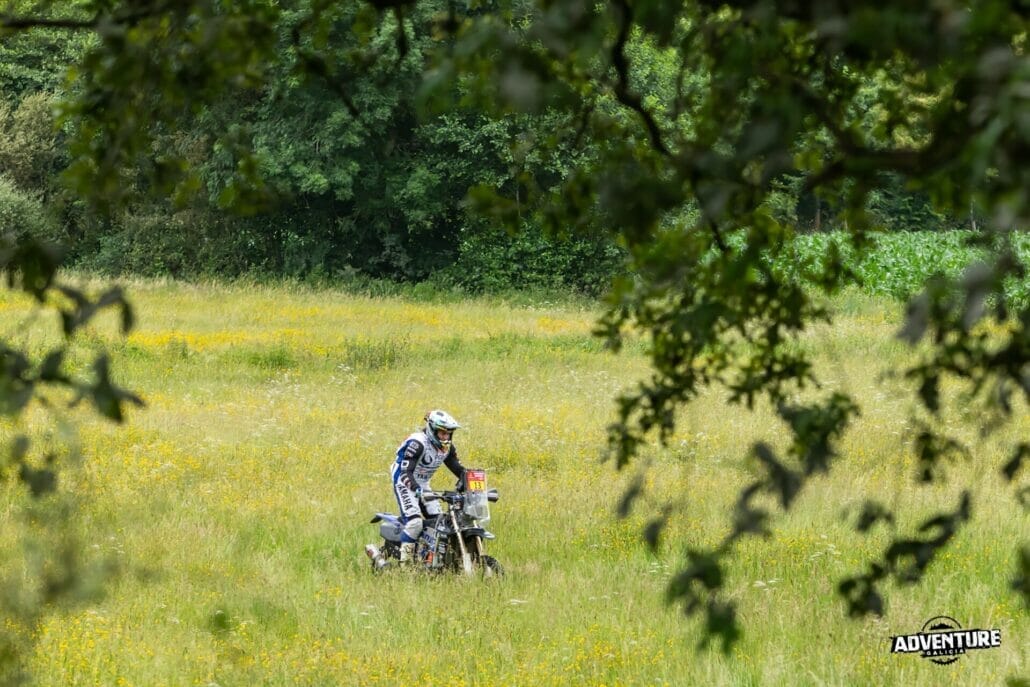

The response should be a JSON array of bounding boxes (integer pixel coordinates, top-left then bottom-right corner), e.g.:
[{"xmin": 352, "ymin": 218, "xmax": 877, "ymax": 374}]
[
  {"xmin": 0, "ymin": 175, "xmax": 59, "ymax": 243},
  {"xmin": 439, "ymin": 224, "xmax": 625, "ymax": 296}
]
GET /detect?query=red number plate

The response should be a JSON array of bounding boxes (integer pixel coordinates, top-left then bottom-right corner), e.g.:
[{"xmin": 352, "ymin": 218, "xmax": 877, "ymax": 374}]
[{"xmin": 465, "ymin": 469, "xmax": 486, "ymax": 492}]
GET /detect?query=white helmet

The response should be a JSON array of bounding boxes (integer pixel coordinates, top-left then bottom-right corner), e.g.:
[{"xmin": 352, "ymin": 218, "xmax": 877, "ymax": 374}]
[{"xmin": 425, "ymin": 409, "xmax": 460, "ymax": 450}]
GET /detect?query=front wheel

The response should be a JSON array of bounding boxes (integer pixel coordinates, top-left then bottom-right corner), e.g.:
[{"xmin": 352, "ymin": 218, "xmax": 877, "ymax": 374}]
[{"xmin": 480, "ymin": 555, "xmax": 504, "ymax": 578}]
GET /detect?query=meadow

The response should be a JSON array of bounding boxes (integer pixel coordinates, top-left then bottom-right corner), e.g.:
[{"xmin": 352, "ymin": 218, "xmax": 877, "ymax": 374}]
[{"xmin": 0, "ymin": 278, "xmax": 1026, "ymax": 686}]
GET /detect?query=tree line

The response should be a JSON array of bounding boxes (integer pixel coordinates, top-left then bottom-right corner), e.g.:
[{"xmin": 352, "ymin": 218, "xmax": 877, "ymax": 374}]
[{"xmin": 1, "ymin": 0, "xmax": 976, "ymax": 295}]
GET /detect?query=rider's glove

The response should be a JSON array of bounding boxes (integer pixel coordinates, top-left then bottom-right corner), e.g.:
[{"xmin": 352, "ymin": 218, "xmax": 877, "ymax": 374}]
[{"xmin": 415, "ymin": 486, "xmax": 425, "ymax": 501}]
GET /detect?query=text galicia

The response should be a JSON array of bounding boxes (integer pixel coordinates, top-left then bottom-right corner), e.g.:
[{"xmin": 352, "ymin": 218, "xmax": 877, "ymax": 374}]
[{"xmin": 891, "ymin": 628, "xmax": 1001, "ymax": 657}]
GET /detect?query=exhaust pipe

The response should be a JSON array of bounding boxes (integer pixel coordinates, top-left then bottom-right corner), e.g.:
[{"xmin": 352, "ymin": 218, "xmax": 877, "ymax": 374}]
[{"xmin": 365, "ymin": 544, "xmax": 389, "ymax": 571}]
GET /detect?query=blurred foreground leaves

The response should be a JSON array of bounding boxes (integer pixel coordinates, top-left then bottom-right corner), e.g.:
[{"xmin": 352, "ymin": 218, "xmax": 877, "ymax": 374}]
[{"xmin": 1, "ymin": 233, "xmax": 141, "ymax": 683}]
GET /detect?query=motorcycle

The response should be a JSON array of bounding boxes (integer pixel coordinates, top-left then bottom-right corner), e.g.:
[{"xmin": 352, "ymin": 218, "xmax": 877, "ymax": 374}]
[{"xmin": 365, "ymin": 468, "xmax": 503, "ymax": 576}]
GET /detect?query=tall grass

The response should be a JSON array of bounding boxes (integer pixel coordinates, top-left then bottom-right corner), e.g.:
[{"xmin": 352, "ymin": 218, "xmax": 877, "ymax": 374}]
[{"xmin": 0, "ymin": 279, "xmax": 1025, "ymax": 686}]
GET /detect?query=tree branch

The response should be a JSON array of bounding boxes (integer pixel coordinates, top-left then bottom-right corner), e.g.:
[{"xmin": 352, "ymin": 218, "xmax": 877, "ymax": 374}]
[
  {"xmin": 610, "ymin": 0, "xmax": 670, "ymax": 156},
  {"xmin": 708, "ymin": 219, "xmax": 728, "ymax": 253},
  {"xmin": 289, "ymin": 25, "xmax": 361, "ymax": 120}
]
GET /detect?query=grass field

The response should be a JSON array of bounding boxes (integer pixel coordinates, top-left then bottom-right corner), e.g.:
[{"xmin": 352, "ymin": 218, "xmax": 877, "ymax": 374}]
[{"xmin": 0, "ymin": 279, "xmax": 1026, "ymax": 686}]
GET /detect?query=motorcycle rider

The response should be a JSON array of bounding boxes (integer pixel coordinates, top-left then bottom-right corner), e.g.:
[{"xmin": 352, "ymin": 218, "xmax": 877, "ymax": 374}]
[{"xmin": 391, "ymin": 409, "xmax": 467, "ymax": 564}]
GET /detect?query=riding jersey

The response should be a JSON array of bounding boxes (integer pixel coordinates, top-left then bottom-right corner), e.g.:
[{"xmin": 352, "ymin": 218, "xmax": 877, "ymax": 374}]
[{"xmin": 393, "ymin": 430, "xmax": 466, "ymax": 491}]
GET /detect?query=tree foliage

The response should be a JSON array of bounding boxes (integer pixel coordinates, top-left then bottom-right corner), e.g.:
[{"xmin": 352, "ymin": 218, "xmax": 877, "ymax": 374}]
[
  {"xmin": 1, "ymin": 0, "xmax": 623, "ymax": 287},
  {"xmin": 420, "ymin": 0, "xmax": 1030, "ymax": 647},
  {"xmin": 448, "ymin": 0, "xmax": 1029, "ymax": 648},
  {"xmin": 2, "ymin": 0, "xmax": 987, "ymax": 288}
]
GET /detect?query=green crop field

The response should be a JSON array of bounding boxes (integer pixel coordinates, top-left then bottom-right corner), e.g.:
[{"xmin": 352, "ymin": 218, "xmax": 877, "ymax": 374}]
[{"xmin": 0, "ymin": 275, "xmax": 1026, "ymax": 686}]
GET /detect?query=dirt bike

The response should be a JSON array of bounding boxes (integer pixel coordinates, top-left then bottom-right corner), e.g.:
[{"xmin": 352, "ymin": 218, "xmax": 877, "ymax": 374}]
[{"xmin": 365, "ymin": 468, "xmax": 503, "ymax": 576}]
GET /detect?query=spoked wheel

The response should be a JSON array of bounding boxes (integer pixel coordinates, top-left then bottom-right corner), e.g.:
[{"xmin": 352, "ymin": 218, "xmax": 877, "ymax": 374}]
[{"xmin": 480, "ymin": 555, "xmax": 504, "ymax": 578}]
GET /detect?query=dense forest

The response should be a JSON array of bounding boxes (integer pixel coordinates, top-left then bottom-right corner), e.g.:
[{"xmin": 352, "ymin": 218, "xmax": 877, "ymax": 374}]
[{"xmin": 1, "ymin": 0, "xmax": 978, "ymax": 294}]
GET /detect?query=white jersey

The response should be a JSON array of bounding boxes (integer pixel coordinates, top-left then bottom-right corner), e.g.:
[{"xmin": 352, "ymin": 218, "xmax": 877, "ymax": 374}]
[{"xmin": 393, "ymin": 430, "xmax": 463, "ymax": 489}]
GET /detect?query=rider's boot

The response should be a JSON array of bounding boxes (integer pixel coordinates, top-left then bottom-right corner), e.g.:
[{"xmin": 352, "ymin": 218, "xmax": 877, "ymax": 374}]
[{"xmin": 399, "ymin": 542, "xmax": 416, "ymax": 566}]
